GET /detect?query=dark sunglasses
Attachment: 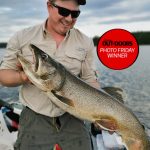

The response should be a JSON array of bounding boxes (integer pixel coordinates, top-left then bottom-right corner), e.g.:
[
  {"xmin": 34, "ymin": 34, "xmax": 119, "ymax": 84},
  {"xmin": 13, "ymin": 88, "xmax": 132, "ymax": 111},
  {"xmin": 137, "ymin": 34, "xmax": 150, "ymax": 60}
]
[{"xmin": 51, "ymin": 2, "xmax": 80, "ymax": 18}]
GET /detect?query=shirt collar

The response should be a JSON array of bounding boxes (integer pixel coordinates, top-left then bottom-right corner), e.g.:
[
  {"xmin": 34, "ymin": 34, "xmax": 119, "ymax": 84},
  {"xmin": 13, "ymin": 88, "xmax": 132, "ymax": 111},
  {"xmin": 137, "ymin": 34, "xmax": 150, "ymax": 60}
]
[{"xmin": 42, "ymin": 19, "xmax": 48, "ymax": 38}]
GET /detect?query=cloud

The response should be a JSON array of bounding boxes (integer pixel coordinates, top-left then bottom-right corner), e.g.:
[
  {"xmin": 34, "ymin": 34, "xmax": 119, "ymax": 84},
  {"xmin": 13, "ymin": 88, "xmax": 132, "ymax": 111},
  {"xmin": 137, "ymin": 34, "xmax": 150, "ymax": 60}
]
[
  {"xmin": 0, "ymin": 0, "xmax": 47, "ymax": 41},
  {"xmin": 0, "ymin": 0, "xmax": 47, "ymax": 20},
  {"xmin": 99, "ymin": 13, "xmax": 150, "ymax": 24},
  {"xmin": 79, "ymin": 0, "xmax": 150, "ymax": 23},
  {"xmin": 0, "ymin": 7, "xmax": 13, "ymax": 14},
  {"xmin": 0, "ymin": 0, "xmax": 150, "ymax": 41}
]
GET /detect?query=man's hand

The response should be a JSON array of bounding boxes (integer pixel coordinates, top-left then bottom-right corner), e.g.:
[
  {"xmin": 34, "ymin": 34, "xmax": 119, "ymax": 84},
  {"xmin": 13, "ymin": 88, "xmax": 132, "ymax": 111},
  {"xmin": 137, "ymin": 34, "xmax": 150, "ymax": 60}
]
[
  {"xmin": 16, "ymin": 62, "xmax": 24, "ymax": 71},
  {"xmin": 93, "ymin": 122, "xmax": 117, "ymax": 134},
  {"xmin": 17, "ymin": 62, "xmax": 31, "ymax": 84}
]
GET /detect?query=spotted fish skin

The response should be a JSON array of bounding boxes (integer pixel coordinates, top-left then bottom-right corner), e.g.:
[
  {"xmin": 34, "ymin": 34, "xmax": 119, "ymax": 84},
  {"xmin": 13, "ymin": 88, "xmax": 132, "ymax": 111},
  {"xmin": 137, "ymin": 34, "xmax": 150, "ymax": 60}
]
[{"xmin": 17, "ymin": 44, "xmax": 150, "ymax": 150}]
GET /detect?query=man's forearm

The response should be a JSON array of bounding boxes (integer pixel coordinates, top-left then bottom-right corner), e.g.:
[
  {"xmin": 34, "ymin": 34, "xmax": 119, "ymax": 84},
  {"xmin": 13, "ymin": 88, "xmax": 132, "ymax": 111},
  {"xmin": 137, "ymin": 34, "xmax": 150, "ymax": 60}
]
[
  {"xmin": 89, "ymin": 80, "xmax": 100, "ymax": 89},
  {"xmin": 0, "ymin": 69, "xmax": 27, "ymax": 87}
]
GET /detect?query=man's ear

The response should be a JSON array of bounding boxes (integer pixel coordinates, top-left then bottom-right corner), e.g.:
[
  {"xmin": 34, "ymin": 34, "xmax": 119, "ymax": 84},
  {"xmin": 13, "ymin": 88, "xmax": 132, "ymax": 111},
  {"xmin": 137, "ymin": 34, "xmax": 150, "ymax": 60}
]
[{"xmin": 47, "ymin": 1, "xmax": 53, "ymax": 13}]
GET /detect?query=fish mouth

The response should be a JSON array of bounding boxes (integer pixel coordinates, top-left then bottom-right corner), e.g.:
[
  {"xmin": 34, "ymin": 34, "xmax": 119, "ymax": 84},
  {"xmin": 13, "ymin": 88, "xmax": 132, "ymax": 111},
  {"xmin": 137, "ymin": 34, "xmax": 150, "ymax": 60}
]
[
  {"xmin": 17, "ymin": 45, "xmax": 40, "ymax": 74},
  {"xmin": 30, "ymin": 44, "xmax": 55, "ymax": 76},
  {"xmin": 30, "ymin": 44, "xmax": 40, "ymax": 73}
]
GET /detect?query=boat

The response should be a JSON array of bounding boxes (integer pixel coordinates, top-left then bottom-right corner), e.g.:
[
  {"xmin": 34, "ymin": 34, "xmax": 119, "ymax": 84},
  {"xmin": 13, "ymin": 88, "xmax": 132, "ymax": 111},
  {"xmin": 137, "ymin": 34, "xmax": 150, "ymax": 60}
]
[
  {"xmin": 0, "ymin": 98, "xmax": 125, "ymax": 150},
  {"xmin": 0, "ymin": 99, "xmax": 22, "ymax": 150}
]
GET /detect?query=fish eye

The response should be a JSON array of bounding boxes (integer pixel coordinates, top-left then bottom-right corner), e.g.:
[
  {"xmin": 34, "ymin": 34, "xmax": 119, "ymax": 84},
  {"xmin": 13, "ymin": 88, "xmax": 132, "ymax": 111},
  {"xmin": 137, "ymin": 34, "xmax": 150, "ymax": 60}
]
[{"xmin": 41, "ymin": 54, "xmax": 48, "ymax": 60}]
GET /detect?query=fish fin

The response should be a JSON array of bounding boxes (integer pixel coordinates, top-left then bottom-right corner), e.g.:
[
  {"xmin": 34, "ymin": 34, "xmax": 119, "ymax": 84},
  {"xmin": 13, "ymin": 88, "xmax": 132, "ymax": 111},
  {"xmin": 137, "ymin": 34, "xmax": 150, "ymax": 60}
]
[
  {"xmin": 95, "ymin": 118, "xmax": 118, "ymax": 132},
  {"xmin": 51, "ymin": 91, "xmax": 75, "ymax": 107},
  {"xmin": 123, "ymin": 138, "xmax": 143, "ymax": 150},
  {"xmin": 102, "ymin": 86, "xmax": 125, "ymax": 103}
]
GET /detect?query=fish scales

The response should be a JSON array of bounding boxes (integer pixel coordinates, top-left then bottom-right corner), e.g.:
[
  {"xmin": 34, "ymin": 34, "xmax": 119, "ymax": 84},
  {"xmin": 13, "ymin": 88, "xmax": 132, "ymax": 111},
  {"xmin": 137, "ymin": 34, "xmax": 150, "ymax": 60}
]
[{"xmin": 17, "ymin": 44, "xmax": 150, "ymax": 150}]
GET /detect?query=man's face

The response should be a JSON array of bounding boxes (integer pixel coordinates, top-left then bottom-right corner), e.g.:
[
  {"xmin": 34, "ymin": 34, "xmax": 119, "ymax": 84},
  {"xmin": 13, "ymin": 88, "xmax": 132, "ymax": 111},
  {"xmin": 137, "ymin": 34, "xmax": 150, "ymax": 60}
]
[{"xmin": 47, "ymin": 0, "xmax": 80, "ymax": 35}]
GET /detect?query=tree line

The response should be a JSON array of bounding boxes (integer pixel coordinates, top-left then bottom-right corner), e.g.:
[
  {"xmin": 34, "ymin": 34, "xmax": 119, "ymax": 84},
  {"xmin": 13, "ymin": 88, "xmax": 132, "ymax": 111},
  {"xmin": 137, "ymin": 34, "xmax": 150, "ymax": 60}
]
[
  {"xmin": 0, "ymin": 42, "xmax": 7, "ymax": 48},
  {"xmin": 93, "ymin": 31, "xmax": 150, "ymax": 46},
  {"xmin": 0, "ymin": 32, "xmax": 150, "ymax": 48}
]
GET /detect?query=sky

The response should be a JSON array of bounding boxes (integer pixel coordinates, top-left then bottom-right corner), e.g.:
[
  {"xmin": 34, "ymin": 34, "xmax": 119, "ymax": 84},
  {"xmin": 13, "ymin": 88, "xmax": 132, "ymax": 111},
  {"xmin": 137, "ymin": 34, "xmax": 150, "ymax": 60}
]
[{"xmin": 0, "ymin": 0, "xmax": 150, "ymax": 42}]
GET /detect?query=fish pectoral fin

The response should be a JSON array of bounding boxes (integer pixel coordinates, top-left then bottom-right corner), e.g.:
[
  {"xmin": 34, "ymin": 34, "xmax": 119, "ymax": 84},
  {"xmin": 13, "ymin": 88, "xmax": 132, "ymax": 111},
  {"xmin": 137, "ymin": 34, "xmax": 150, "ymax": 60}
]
[
  {"xmin": 95, "ymin": 118, "xmax": 118, "ymax": 131},
  {"xmin": 102, "ymin": 86, "xmax": 125, "ymax": 103},
  {"xmin": 123, "ymin": 137, "xmax": 143, "ymax": 150},
  {"xmin": 51, "ymin": 90, "xmax": 75, "ymax": 107}
]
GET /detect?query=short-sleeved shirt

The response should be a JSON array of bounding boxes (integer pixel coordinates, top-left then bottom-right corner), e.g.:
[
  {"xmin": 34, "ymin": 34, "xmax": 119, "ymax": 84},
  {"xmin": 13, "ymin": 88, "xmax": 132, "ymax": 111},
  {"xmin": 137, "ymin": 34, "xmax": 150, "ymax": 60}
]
[{"xmin": 0, "ymin": 20, "xmax": 97, "ymax": 117}]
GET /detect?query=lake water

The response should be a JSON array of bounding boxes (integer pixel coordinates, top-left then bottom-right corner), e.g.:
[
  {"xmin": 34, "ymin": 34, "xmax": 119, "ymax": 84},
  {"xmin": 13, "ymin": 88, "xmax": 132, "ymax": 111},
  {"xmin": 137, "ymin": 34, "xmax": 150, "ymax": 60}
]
[
  {"xmin": 0, "ymin": 46, "xmax": 150, "ymax": 138},
  {"xmin": 95, "ymin": 45, "xmax": 150, "ymax": 138}
]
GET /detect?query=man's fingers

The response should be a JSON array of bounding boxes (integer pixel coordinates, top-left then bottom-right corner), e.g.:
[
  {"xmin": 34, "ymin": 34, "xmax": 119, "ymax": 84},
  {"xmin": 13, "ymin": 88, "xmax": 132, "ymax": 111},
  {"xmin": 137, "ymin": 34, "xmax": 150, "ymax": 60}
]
[
  {"xmin": 19, "ymin": 71, "xmax": 32, "ymax": 84},
  {"xmin": 94, "ymin": 122, "xmax": 117, "ymax": 134},
  {"xmin": 17, "ymin": 62, "xmax": 23, "ymax": 70}
]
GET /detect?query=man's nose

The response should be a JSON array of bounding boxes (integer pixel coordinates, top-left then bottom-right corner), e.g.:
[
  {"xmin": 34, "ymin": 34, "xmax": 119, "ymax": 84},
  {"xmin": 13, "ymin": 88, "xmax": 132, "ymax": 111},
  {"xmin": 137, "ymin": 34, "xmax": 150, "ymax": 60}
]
[{"xmin": 65, "ymin": 14, "xmax": 73, "ymax": 21}]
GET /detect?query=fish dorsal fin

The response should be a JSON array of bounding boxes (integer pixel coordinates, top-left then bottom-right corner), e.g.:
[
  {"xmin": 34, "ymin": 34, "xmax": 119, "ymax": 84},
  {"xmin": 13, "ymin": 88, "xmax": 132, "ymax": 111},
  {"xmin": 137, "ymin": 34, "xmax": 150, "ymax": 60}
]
[
  {"xmin": 51, "ymin": 90, "xmax": 75, "ymax": 107},
  {"xmin": 102, "ymin": 87, "xmax": 125, "ymax": 103},
  {"xmin": 95, "ymin": 118, "xmax": 118, "ymax": 132}
]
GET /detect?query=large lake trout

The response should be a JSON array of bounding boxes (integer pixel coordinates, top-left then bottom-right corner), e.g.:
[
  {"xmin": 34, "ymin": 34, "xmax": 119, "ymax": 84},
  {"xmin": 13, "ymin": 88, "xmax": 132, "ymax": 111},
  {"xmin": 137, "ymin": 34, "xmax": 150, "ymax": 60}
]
[{"xmin": 17, "ymin": 44, "xmax": 150, "ymax": 150}]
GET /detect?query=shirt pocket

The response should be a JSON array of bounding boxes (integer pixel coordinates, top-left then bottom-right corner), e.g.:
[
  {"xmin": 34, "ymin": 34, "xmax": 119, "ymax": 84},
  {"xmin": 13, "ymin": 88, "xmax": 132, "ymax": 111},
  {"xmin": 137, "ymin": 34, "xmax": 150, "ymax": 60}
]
[
  {"xmin": 64, "ymin": 48, "xmax": 86, "ymax": 74},
  {"xmin": 65, "ymin": 48, "xmax": 86, "ymax": 61}
]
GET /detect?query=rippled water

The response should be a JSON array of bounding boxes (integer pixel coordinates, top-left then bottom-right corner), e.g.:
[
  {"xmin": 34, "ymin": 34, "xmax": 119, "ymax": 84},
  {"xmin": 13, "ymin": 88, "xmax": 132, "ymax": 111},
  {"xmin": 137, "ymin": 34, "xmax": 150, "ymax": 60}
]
[
  {"xmin": 0, "ymin": 46, "xmax": 150, "ymax": 137},
  {"xmin": 95, "ymin": 45, "xmax": 150, "ymax": 137}
]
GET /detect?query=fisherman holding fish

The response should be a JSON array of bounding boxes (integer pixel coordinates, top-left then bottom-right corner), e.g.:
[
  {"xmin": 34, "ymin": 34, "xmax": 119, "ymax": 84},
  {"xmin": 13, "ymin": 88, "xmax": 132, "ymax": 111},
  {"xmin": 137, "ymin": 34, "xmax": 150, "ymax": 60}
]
[{"xmin": 0, "ymin": 0, "xmax": 146, "ymax": 150}]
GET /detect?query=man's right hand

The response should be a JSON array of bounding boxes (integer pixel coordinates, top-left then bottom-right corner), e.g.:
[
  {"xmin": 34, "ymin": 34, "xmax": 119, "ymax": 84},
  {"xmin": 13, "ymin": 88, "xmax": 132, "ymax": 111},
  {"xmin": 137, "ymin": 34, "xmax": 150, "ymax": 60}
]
[
  {"xmin": 0, "ymin": 63, "xmax": 31, "ymax": 87},
  {"xmin": 19, "ymin": 71, "xmax": 30, "ymax": 83},
  {"xmin": 16, "ymin": 62, "xmax": 30, "ymax": 83}
]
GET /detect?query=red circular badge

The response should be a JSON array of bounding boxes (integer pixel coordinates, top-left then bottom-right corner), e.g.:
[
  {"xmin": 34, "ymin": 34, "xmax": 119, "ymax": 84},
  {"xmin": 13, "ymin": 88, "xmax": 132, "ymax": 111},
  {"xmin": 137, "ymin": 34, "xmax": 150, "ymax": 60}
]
[{"xmin": 97, "ymin": 29, "xmax": 139, "ymax": 70}]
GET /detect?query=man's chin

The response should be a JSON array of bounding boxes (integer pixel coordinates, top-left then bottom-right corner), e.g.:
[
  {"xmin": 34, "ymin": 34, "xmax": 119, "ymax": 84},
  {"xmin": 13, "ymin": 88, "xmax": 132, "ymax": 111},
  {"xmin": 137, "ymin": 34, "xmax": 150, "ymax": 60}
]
[{"xmin": 59, "ymin": 28, "xmax": 69, "ymax": 35}]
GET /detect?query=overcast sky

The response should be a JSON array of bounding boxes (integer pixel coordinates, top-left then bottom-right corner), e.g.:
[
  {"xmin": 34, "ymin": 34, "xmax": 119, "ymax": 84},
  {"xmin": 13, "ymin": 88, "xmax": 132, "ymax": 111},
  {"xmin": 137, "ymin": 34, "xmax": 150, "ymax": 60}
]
[{"xmin": 0, "ymin": 0, "xmax": 150, "ymax": 42}]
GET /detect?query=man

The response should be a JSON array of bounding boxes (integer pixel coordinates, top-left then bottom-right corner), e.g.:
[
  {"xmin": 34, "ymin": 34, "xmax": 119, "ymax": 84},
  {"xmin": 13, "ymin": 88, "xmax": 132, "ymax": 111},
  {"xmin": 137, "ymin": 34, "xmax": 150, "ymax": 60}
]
[{"xmin": 0, "ymin": 0, "xmax": 116, "ymax": 149}]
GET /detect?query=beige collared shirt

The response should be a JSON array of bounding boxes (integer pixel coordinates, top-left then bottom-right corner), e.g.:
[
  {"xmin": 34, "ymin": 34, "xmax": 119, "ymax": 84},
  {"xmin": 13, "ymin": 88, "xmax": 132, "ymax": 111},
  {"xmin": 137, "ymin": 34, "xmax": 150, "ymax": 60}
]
[{"xmin": 0, "ymin": 21, "xmax": 97, "ymax": 117}]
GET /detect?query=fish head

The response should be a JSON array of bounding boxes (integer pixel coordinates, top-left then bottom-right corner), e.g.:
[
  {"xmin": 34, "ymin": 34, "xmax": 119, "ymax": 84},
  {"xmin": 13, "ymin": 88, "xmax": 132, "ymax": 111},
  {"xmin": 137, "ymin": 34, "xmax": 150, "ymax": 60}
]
[
  {"xmin": 17, "ymin": 44, "xmax": 61, "ymax": 91},
  {"xmin": 30, "ymin": 44, "xmax": 56, "ymax": 78}
]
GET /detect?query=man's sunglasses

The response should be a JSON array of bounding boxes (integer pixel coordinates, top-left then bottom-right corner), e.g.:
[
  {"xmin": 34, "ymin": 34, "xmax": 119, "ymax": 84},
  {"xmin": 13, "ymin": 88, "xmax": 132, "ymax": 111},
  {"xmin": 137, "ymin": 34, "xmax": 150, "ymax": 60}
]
[{"xmin": 51, "ymin": 2, "xmax": 80, "ymax": 18}]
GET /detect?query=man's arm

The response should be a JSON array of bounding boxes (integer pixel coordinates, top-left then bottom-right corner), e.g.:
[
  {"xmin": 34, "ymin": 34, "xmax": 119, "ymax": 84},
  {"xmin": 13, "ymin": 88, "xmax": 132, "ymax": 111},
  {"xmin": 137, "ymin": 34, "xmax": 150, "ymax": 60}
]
[
  {"xmin": 0, "ymin": 30, "xmax": 30, "ymax": 87},
  {"xmin": 0, "ymin": 69, "xmax": 28, "ymax": 87},
  {"xmin": 88, "ymin": 79, "xmax": 100, "ymax": 89},
  {"xmin": 80, "ymin": 39, "xmax": 100, "ymax": 89}
]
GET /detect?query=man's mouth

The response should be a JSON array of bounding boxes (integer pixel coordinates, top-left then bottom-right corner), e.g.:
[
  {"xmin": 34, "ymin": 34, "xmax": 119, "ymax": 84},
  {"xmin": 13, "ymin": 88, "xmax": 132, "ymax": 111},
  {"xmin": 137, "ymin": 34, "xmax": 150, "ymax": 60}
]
[{"xmin": 61, "ymin": 21, "xmax": 71, "ymax": 28}]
